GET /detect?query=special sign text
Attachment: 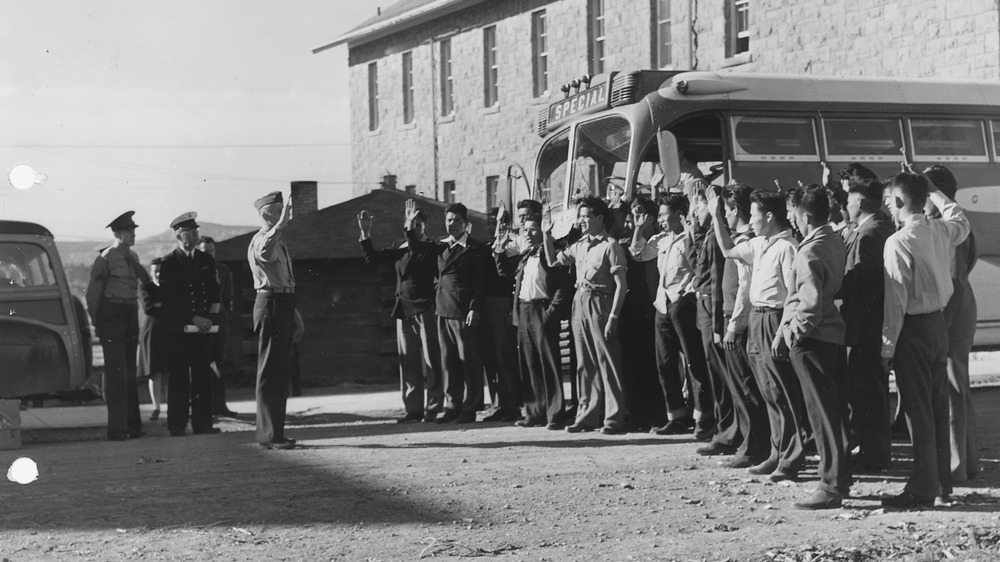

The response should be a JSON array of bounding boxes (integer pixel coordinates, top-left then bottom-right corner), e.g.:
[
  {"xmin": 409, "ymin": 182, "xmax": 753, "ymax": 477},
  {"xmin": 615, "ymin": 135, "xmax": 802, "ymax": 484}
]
[{"xmin": 548, "ymin": 83, "xmax": 610, "ymax": 125}]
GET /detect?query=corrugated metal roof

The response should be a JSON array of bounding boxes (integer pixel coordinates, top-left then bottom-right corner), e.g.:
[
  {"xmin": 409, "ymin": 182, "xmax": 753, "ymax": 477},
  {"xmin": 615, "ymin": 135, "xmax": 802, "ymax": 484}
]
[{"xmin": 214, "ymin": 189, "xmax": 489, "ymax": 263}]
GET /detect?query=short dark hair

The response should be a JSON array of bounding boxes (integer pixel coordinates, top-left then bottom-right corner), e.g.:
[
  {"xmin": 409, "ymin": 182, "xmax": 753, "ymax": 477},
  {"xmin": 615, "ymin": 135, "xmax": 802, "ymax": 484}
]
[
  {"xmin": 751, "ymin": 189, "xmax": 789, "ymax": 226},
  {"xmin": 784, "ymin": 186, "xmax": 803, "ymax": 206},
  {"xmin": 630, "ymin": 196, "xmax": 657, "ymax": 217},
  {"xmin": 199, "ymin": 236, "xmax": 216, "ymax": 245},
  {"xmin": 413, "ymin": 208, "xmax": 428, "ymax": 221},
  {"xmin": 576, "ymin": 196, "xmax": 612, "ymax": 227},
  {"xmin": 444, "ymin": 203, "xmax": 468, "ymax": 222},
  {"xmin": 797, "ymin": 184, "xmax": 831, "ymax": 224},
  {"xmin": 842, "ymin": 163, "xmax": 884, "ymax": 203},
  {"xmin": 923, "ymin": 164, "xmax": 958, "ymax": 200},
  {"xmin": 517, "ymin": 199, "xmax": 543, "ymax": 216},
  {"xmin": 888, "ymin": 172, "xmax": 930, "ymax": 208},
  {"xmin": 660, "ymin": 193, "xmax": 689, "ymax": 215},
  {"xmin": 723, "ymin": 183, "xmax": 753, "ymax": 221},
  {"xmin": 827, "ymin": 185, "xmax": 848, "ymax": 209}
]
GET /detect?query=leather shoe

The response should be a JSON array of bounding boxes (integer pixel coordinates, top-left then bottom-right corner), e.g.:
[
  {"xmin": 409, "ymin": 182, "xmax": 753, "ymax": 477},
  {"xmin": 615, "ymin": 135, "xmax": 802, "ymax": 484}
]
[
  {"xmin": 260, "ymin": 440, "xmax": 295, "ymax": 450},
  {"xmin": 423, "ymin": 411, "xmax": 439, "ymax": 423},
  {"xmin": 793, "ymin": 489, "xmax": 843, "ymax": 510},
  {"xmin": 515, "ymin": 418, "xmax": 544, "ymax": 428},
  {"xmin": 193, "ymin": 428, "xmax": 222, "ymax": 435},
  {"xmin": 127, "ymin": 430, "xmax": 146, "ymax": 439},
  {"xmin": 881, "ymin": 491, "xmax": 934, "ymax": 509},
  {"xmin": 721, "ymin": 455, "xmax": 754, "ymax": 469},
  {"xmin": 436, "ymin": 409, "xmax": 460, "ymax": 423},
  {"xmin": 696, "ymin": 442, "xmax": 737, "ymax": 456},
  {"xmin": 545, "ymin": 422, "xmax": 564, "ymax": 431},
  {"xmin": 693, "ymin": 424, "xmax": 716, "ymax": 442},
  {"xmin": 481, "ymin": 410, "xmax": 506, "ymax": 422},
  {"xmin": 600, "ymin": 426, "xmax": 627, "ymax": 435},
  {"xmin": 397, "ymin": 412, "xmax": 423, "ymax": 424},
  {"xmin": 565, "ymin": 423, "xmax": 594, "ymax": 433},
  {"xmin": 768, "ymin": 469, "xmax": 799, "ymax": 483},
  {"xmin": 747, "ymin": 460, "xmax": 778, "ymax": 475},
  {"xmin": 501, "ymin": 411, "xmax": 523, "ymax": 423},
  {"xmin": 149, "ymin": 408, "xmax": 160, "ymax": 421},
  {"xmin": 651, "ymin": 418, "xmax": 694, "ymax": 435},
  {"xmin": 455, "ymin": 412, "xmax": 477, "ymax": 424}
]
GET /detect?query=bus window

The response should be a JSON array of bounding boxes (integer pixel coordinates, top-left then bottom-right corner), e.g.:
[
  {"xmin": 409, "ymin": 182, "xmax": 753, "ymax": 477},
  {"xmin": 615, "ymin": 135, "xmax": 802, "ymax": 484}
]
[
  {"xmin": 909, "ymin": 118, "xmax": 989, "ymax": 162},
  {"xmin": 0, "ymin": 243, "xmax": 56, "ymax": 289},
  {"xmin": 573, "ymin": 115, "xmax": 631, "ymax": 199},
  {"xmin": 992, "ymin": 120, "xmax": 1000, "ymax": 159},
  {"xmin": 731, "ymin": 116, "xmax": 819, "ymax": 162},
  {"xmin": 823, "ymin": 118, "xmax": 903, "ymax": 161},
  {"xmin": 536, "ymin": 130, "xmax": 569, "ymax": 205}
]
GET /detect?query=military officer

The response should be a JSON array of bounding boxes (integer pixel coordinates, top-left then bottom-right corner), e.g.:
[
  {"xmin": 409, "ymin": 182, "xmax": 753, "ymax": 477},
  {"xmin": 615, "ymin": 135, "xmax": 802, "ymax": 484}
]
[
  {"xmin": 158, "ymin": 212, "xmax": 222, "ymax": 436},
  {"xmin": 86, "ymin": 211, "xmax": 150, "ymax": 441}
]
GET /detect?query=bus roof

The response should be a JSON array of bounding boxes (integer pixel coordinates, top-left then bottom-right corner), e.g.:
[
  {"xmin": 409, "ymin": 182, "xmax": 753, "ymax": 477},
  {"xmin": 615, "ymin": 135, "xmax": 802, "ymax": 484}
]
[
  {"xmin": 659, "ymin": 71, "xmax": 1000, "ymax": 110},
  {"xmin": 0, "ymin": 220, "xmax": 54, "ymax": 237}
]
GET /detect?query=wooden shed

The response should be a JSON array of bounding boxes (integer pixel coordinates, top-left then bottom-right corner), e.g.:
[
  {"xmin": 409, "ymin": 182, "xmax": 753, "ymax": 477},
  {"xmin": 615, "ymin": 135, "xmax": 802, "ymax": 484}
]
[{"xmin": 213, "ymin": 188, "xmax": 488, "ymax": 387}]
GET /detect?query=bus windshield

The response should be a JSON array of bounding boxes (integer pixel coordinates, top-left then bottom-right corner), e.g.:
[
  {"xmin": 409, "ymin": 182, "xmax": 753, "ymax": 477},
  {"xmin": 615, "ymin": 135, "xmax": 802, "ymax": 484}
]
[
  {"xmin": 572, "ymin": 115, "xmax": 632, "ymax": 201},
  {"xmin": 536, "ymin": 130, "xmax": 569, "ymax": 208}
]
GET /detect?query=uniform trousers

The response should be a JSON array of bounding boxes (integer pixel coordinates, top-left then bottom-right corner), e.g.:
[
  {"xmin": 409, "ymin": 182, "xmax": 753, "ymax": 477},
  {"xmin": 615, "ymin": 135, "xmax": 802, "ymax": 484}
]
[
  {"xmin": 696, "ymin": 296, "xmax": 736, "ymax": 445},
  {"xmin": 571, "ymin": 291, "xmax": 627, "ymax": 429},
  {"xmin": 167, "ymin": 332, "xmax": 214, "ymax": 433},
  {"xmin": 397, "ymin": 309, "xmax": 444, "ymax": 415},
  {"xmin": 480, "ymin": 296, "xmax": 520, "ymax": 412},
  {"xmin": 517, "ymin": 301, "xmax": 565, "ymax": 424},
  {"xmin": 894, "ymin": 311, "xmax": 952, "ymax": 498},
  {"xmin": 97, "ymin": 301, "xmax": 142, "ymax": 436},
  {"xmin": 652, "ymin": 295, "xmax": 710, "ymax": 420},
  {"xmin": 438, "ymin": 316, "xmax": 485, "ymax": 413},
  {"xmin": 789, "ymin": 338, "xmax": 850, "ymax": 495},
  {"xmin": 254, "ymin": 292, "xmax": 295, "ymax": 443},
  {"xmin": 847, "ymin": 334, "xmax": 891, "ymax": 468},
  {"xmin": 210, "ymin": 313, "xmax": 232, "ymax": 414},
  {"xmin": 948, "ymin": 334, "xmax": 979, "ymax": 481},
  {"xmin": 748, "ymin": 309, "xmax": 807, "ymax": 471},
  {"xmin": 722, "ymin": 323, "xmax": 771, "ymax": 464}
]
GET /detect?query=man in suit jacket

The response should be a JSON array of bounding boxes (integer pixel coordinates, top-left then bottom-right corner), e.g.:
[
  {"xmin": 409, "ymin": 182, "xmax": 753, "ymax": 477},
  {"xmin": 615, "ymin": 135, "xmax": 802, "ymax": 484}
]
[
  {"xmin": 359, "ymin": 204, "xmax": 444, "ymax": 423},
  {"xmin": 496, "ymin": 215, "xmax": 571, "ymax": 429},
  {"xmin": 404, "ymin": 200, "xmax": 487, "ymax": 424},
  {"xmin": 838, "ymin": 164, "xmax": 895, "ymax": 472},
  {"xmin": 159, "ymin": 212, "xmax": 222, "ymax": 437}
]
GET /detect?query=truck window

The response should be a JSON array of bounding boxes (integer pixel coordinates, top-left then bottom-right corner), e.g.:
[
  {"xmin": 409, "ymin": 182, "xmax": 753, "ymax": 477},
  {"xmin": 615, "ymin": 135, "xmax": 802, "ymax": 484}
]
[
  {"xmin": 731, "ymin": 116, "xmax": 819, "ymax": 162},
  {"xmin": 536, "ymin": 130, "xmax": 569, "ymax": 206},
  {"xmin": 823, "ymin": 118, "xmax": 904, "ymax": 161},
  {"xmin": 0, "ymin": 243, "xmax": 56, "ymax": 289},
  {"xmin": 910, "ymin": 118, "xmax": 988, "ymax": 162},
  {"xmin": 573, "ymin": 115, "xmax": 631, "ymax": 199}
]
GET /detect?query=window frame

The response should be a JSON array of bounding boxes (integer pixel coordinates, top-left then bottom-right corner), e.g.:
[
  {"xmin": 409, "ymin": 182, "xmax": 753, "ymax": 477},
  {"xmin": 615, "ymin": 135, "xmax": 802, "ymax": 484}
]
[
  {"xmin": 587, "ymin": 0, "xmax": 606, "ymax": 76},
  {"xmin": 486, "ymin": 175, "xmax": 500, "ymax": 210},
  {"xmin": 531, "ymin": 10, "xmax": 548, "ymax": 98},
  {"xmin": 443, "ymin": 180, "xmax": 457, "ymax": 204},
  {"xmin": 729, "ymin": 115, "xmax": 820, "ymax": 163},
  {"xmin": 402, "ymin": 51, "xmax": 415, "ymax": 125},
  {"xmin": 820, "ymin": 117, "xmax": 906, "ymax": 163},
  {"xmin": 907, "ymin": 118, "xmax": 990, "ymax": 163},
  {"xmin": 439, "ymin": 39, "xmax": 454, "ymax": 116},
  {"xmin": 654, "ymin": 0, "xmax": 672, "ymax": 69},
  {"xmin": 726, "ymin": 0, "xmax": 750, "ymax": 58},
  {"xmin": 367, "ymin": 62, "xmax": 379, "ymax": 131},
  {"xmin": 483, "ymin": 26, "xmax": 499, "ymax": 107}
]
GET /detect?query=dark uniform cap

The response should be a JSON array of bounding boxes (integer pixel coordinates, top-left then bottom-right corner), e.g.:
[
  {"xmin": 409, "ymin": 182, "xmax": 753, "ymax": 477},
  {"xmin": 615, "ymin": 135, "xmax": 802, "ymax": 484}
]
[
  {"xmin": 107, "ymin": 211, "xmax": 138, "ymax": 231},
  {"xmin": 254, "ymin": 191, "xmax": 283, "ymax": 211},
  {"xmin": 170, "ymin": 211, "xmax": 199, "ymax": 231}
]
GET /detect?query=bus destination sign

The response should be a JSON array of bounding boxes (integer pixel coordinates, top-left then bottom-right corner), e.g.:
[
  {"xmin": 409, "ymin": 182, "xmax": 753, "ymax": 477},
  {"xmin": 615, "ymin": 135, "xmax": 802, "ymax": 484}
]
[{"xmin": 548, "ymin": 82, "xmax": 610, "ymax": 125}]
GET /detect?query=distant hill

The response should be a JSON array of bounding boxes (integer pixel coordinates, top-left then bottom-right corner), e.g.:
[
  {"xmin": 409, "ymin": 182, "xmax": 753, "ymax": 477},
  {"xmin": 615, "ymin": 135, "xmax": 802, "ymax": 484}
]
[{"xmin": 56, "ymin": 222, "xmax": 257, "ymax": 300}]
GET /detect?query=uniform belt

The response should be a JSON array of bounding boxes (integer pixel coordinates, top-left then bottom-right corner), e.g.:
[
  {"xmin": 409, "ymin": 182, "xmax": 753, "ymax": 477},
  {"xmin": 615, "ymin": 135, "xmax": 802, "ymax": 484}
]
[
  {"xmin": 519, "ymin": 298, "xmax": 550, "ymax": 305},
  {"xmin": 696, "ymin": 291, "xmax": 709, "ymax": 299},
  {"xmin": 575, "ymin": 286, "xmax": 609, "ymax": 296},
  {"xmin": 751, "ymin": 306, "xmax": 781, "ymax": 313},
  {"xmin": 102, "ymin": 297, "xmax": 137, "ymax": 304},
  {"xmin": 258, "ymin": 287, "xmax": 295, "ymax": 294}
]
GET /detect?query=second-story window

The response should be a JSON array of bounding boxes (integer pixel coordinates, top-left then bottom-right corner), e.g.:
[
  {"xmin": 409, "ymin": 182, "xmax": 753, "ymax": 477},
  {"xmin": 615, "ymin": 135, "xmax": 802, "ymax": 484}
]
[
  {"xmin": 367, "ymin": 62, "xmax": 379, "ymax": 131},
  {"xmin": 402, "ymin": 51, "xmax": 414, "ymax": 124},
  {"xmin": 443, "ymin": 180, "xmax": 457, "ymax": 204},
  {"xmin": 440, "ymin": 39, "xmax": 454, "ymax": 115},
  {"xmin": 588, "ymin": 0, "xmax": 606, "ymax": 75},
  {"xmin": 486, "ymin": 176, "xmax": 500, "ymax": 210},
  {"xmin": 483, "ymin": 26, "xmax": 499, "ymax": 107},
  {"xmin": 655, "ymin": 0, "xmax": 672, "ymax": 68},
  {"xmin": 726, "ymin": 0, "xmax": 750, "ymax": 57},
  {"xmin": 531, "ymin": 10, "xmax": 548, "ymax": 97}
]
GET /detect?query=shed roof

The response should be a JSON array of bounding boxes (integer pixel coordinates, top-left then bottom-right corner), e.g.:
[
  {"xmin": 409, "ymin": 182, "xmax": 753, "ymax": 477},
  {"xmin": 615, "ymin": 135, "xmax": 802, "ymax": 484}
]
[
  {"xmin": 313, "ymin": 0, "xmax": 487, "ymax": 52},
  {"xmin": 213, "ymin": 189, "xmax": 490, "ymax": 263}
]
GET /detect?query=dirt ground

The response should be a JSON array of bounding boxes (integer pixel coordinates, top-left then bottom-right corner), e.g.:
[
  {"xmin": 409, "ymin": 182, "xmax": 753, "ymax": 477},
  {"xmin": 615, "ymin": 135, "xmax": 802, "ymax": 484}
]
[{"xmin": 3, "ymin": 388, "xmax": 1000, "ymax": 562}]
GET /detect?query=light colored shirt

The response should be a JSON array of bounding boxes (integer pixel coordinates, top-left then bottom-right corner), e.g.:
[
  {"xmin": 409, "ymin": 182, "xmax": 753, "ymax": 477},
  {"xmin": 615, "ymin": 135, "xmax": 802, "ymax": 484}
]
[
  {"xmin": 86, "ymin": 244, "xmax": 150, "ymax": 319},
  {"xmin": 249, "ymin": 226, "xmax": 295, "ymax": 290},
  {"xmin": 881, "ymin": 191, "xmax": 969, "ymax": 358},
  {"xmin": 632, "ymin": 230, "xmax": 692, "ymax": 315},
  {"xmin": 443, "ymin": 232, "xmax": 469, "ymax": 249},
  {"xmin": 518, "ymin": 254, "xmax": 548, "ymax": 301},
  {"xmin": 730, "ymin": 229, "xmax": 797, "ymax": 308},
  {"xmin": 554, "ymin": 231, "xmax": 627, "ymax": 294}
]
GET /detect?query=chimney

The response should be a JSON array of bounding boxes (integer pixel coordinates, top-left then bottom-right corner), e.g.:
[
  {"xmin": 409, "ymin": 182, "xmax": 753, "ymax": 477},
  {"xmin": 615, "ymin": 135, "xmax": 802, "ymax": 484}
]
[{"xmin": 290, "ymin": 181, "xmax": 319, "ymax": 216}]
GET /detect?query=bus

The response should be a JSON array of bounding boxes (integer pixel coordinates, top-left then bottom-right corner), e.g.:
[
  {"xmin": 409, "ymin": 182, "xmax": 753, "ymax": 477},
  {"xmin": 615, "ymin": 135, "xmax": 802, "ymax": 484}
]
[
  {"xmin": 514, "ymin": 70, "xmax": 1000, "ymax": 350},
  {"xmin": 0, "ymin": 220, "xmax": 91, "ymax": 398}
]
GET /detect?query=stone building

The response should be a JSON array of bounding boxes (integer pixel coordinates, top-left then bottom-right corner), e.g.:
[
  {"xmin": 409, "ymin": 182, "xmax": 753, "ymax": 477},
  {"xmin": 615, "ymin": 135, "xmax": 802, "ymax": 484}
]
[{"xmin": 316, "ymin": 0, "xmax": 1000, "ymax": 211}]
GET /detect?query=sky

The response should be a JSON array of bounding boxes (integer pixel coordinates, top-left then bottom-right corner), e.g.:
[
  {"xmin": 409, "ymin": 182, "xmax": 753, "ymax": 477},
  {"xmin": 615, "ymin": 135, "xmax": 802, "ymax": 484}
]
[{"xmin": 0, "ymin": 1, "xmax": 378, "ymax": 239}]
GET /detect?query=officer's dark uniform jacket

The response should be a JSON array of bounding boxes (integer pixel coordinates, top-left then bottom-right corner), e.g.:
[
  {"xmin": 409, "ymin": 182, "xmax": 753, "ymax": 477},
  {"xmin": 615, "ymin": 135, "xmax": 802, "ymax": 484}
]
[{"xmin": 157, "ymin": 248, "xmax": 222, "ymax": 330}]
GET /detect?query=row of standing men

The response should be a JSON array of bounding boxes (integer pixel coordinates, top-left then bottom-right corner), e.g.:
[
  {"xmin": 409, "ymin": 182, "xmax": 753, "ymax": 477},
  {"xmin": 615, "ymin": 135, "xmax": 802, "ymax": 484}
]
[{"xmin": 360, "ymin": 162, "xmax": 977, "ymax": 511}]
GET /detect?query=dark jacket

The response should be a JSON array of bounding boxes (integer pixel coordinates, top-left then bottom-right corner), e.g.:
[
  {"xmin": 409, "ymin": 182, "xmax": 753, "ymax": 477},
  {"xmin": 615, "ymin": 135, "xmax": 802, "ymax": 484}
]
[
  {"xmin": 691, "ymin": 216, "xmax": 726, "ymax": 335},
  {"xmin": 361, "ymin": 237, "xmax": 438, "ymax": 320},
  {"xmin": 945, "ymin": 231, "xmax": 978, "ymax": 343},
  {"xmin": 405, "ymin": 230, "xmax": 487, "ymax": 319},
  {"xmin": 838, "ymin": 213, "xmax": 895, "ymax": 346},
  {"xmin": 157, "ymin": 248, "xmax": 222, "ymax": 332},
  {"xmin": 496, "ymin": 244, "xmax": 572, "ymax": 327}
]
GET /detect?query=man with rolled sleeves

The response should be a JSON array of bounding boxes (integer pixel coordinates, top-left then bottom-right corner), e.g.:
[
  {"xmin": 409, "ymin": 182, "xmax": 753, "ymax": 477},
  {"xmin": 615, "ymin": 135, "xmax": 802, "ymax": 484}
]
[
  {"xmin": 159, "ymin": 212, "xmax": 222, "ymax": 437},
  {"xmin": 249, "ymin": 191, "xmax": 297, "ymax": 449},
  {"xmin": 880, "ymin": 171, "xmax": 969, "ymax": 508},
  {"xmin": 86, "ymin": 211, "xmax": 150, "ymax": 441}
]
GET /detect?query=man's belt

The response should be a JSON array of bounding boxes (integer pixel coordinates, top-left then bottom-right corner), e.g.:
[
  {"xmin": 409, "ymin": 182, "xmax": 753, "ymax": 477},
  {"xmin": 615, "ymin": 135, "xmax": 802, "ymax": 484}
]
[
  {"xmin": 519, "ymin": 298, "xmax": 551, "ymax": 305},
  {"xmin": 751, "ymin": 306, "xmax": 782, "ymax": 313},
  {"xmin": 102, "ymin": 297, "xmax": 137, "ymax": 304},
  {"xmin": 257, "ymin": 287, "xmax": 295, "ymax": 294}
]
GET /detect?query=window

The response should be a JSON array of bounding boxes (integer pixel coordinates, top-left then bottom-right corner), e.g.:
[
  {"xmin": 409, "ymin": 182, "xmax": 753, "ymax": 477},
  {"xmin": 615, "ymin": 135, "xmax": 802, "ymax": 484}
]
[
  {"xmin": 654, "ymin": 0, "xmax": 672, "ymax": 68},
  {"xmin": 402, "ymin": 51, "xmax": 414, "ymax": 124},
  {"xmin": 910, "ymin": 119, "xmax": 989, "ymax": 162},
  {"xmin": 486, "ymin": 176, "xmax": 500, "ymax": 209},
  {"xmin": 726, "ymin": 0, "xmax": 750, "ymax": 58},
  {"xmin": 443, "ymin": 180, "xmax": 457, "ymax": 204},
  {"xmin": 404, "ymin": 185, "xmax": 416, "ymax": 194},
  {"xmin": 483, "ymin": 26, "xmax": 498, "ymax": 107},
  {"xmin": 440, "ymin": 39, "xmax": 454, "ymax": 116},
  {"xmin": 588, "ymin": 0, "xmax": 606, "ymax": 75},
  {"xmin": 531, "ymin": 11, "xmax": 548, "ymax": 97},
  {"xmin": 731, "ymin": 116, "xmax": 818, "ymax": 162},
  {"xmin": 367, "ymin": 62, "xmax": 379, "ymax": 131},
  {"xmin": 823, "ymin": 118, "xmax": 903, "ymax": 162},
  {"xmin": 992, "ymin": 120, "xmax": 1000, "ymax": 158},
  {"xmin": 0, "ymin": 243, "xmax": 56, "ymax": 289}
]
